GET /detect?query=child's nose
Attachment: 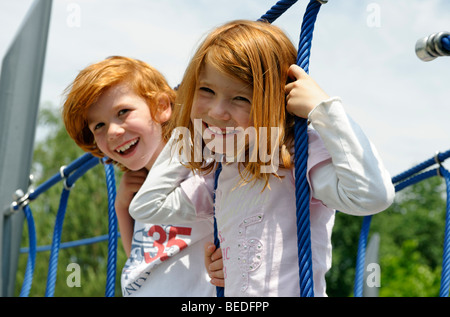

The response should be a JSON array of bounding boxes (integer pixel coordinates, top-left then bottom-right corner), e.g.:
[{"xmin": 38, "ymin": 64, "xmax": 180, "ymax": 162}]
[
  {"xmin": 107, "ymin": 122, "xmax": 125, "ymax": 139},
  {"xmin": 209, "ymin": 99, "xmax": 231, "ymax": 121}
]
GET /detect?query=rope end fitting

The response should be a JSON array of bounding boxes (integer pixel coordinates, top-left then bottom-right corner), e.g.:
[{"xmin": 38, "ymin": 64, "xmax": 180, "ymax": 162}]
[
  {"xmin": 435, "ymin": 151, "xmax": 444, "ymax": 178},
  {"xmin": 317, "ymin": 0, "xmax": 328, "ymax": 4},
  {"xmin": 7, "ymin": 174, "xmax": 35, "ymax": 216},
  {"xmin": 8, "ymin": 189, "xmax": 31, "ymax": 216},
  {"xmin": 415, "ymin": 31, "xmax": 450, "ymax": 62},
  {"xmin": 60, "ymin": 165, "xmax": 75, "ymax": 191}
]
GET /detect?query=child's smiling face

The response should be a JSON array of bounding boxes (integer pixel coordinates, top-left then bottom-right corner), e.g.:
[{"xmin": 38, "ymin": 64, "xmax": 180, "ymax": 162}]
[
  {"xmin": 87, "ymin": 82, "xmax": 169, "ymax": 171},
  {"xmin": 191, "ymin": 61, "xmax": 253, "ymax": 156}
]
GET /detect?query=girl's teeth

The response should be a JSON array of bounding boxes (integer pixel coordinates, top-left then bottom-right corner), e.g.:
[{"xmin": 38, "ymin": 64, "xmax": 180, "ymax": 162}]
[
  {"xmin": 208, "ymin": 126, "xmax": 236, "ymax": 135},
  {"xmin": 117, "ymin": 139, "xmax": 138, "ymax": 153}
]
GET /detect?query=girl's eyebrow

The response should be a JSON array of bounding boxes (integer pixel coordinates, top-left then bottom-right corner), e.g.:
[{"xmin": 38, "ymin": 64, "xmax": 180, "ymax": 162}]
[{"xmin": 198, "ymin": 78, "xmax": 215, "ymax": 87}]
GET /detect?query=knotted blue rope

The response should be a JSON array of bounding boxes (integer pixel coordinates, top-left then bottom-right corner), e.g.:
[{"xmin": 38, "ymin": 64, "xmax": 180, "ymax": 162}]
[
  {"xmin": 439, "ymin": 166, "xmax": 450, "ymax": 297},
  {"xmin": 213, "ymin": 163, "xmax": 224, "ymax": 297},
  {"xmin": 353, "ymin": 149, "xmax": 450, "ymax": 297},
  {"xmin": 102, "ymin": 159, "xmax": 118, "ymax": 297},
  {"xmin": 45, "ymin": 156, "xmax": 99, "ymax": 297},
  {"xmin": 45, "ymin": 187, "xmax": 71, "ymax": 297},
  {"xmin": 211, "ymin": 0, "xmax": 323, "ymax": 297},
  {"xmin": 292, "ymin": 0, "xmax": 324, "ymax": 297},
  {"xmin": 19, "ymin": 205, "xmax": 36, "ymax": 297},
  {"xmin": 392, "ymin": 150, "xmax": 450, "ymax": 185},
  {"xmin": 258, "ymin": 0, "xmax": 299, "ymax": 23},
  {"xmin": 353, "ymin": 215, "xmax": 372, "ymax": 297},
  {"xmin": 212, "ymin": 0, "xmax": 323, "ymax": 297},
  {"xmin": 18, "ymin": 153, "xmax": 118, "ymax": 297}
]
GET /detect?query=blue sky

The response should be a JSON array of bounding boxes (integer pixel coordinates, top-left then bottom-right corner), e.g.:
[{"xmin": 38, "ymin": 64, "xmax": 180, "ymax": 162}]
[{"xmin": 1, "ymin": 0, "xmax": 449, "ymax": 176}]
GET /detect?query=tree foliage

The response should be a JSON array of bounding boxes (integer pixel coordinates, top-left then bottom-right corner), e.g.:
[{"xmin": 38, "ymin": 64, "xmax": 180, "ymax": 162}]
[
  {"xmin": 14, "ymin": 104, "xmax": 449, "ymax": 297},
  {"xmin": 327, "ymin": 173, "xmax": 447, "ymax": 297},
  {"xmin": 15, "ymin": 104, "xmax": 127, "ymax": 297}
]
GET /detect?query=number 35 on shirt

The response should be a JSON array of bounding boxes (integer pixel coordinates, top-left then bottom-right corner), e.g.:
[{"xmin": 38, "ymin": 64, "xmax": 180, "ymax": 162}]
[{"xmin": 144, "ymin": 225, "xmax": 192, "ymax": 264}]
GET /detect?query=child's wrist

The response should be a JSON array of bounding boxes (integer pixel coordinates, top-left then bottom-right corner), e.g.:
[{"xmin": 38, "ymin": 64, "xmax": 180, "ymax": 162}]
[{"xmin": 307, "ymin": 96, "xmax": 341, "ymax": 124}]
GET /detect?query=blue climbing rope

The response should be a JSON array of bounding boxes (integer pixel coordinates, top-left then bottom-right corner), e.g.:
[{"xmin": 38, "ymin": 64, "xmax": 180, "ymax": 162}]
[
  {"xmin": 293, "ymin": 0, "xmax": 324, "ymax": 297},
  {"xmin": 259, "ymin": 0, "xmax": 324, "ymax": 297},
  {"xmin": 439, "ymin": 166, "xmax": 450, "ymax": 297},
  {"xmin": 213, "ymin": 163, "xmax": 224, "ymax": 297},
  {"xmin": 258, "ymin": 0, "xmax": 298, "ymax": 23},
  {"xmin": 12, "ymin": 153, "xmax": 97, "ymax": 296},
  {"xmin": 16, "ymin": 153, "xmax": 119, "ymax": 297},
  {"xmin": 45, "ymin": 155, "xmax": 99, "ymax": 297},
  {"xmin": 210, "ymin": 0, "xmax": 323, "ymax": 297},
  {"xmin": 20, "ymin": 234, "xmax": 114, "ymax": 253},
  {"xmin": 353, "ymin": 150, "xmax": 450, "ymax": 297},
  {"xmin": 102, "ymin": 158, "xmax": 118, "ymax": 297},
  {"xmin": 19, "ymin": 205, "xmax": 37, "ymax": 297},
  {"xmin": 45, "ymin": 187, "xmax": 71, "ymax": 297},
  {"xmin": 353, "ymin": 215, "xmax": 372, "ymax": 297},
  {"xmin": 392, "ymin": 150, "xmax": 450, "ymax": 185}
]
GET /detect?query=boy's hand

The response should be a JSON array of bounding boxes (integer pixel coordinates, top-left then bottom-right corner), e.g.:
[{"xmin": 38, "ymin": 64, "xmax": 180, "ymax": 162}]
[
  {"xmin": 114, "ymin": 168, "xmax": 148, "ymax": 256},
  {"xmin": 285, "ymin": 64, "xmax": 330, "ymax": 119},
  {"xmin": 204, "ymin": 242, "xmax": 225, "ymax": 287},
  {"xmin": 115, "ymin": 168, "xmax": 148, "ymax": 213}
]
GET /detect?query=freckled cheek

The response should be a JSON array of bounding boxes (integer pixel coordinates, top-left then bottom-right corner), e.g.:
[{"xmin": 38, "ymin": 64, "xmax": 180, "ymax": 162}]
[
  {"xmin": 94, "ymin": 137, "xmax": 110, "ymax": 155},
  {"xmin": 192, "ymin": 98, "xmax": 210, "ymax": 117}
]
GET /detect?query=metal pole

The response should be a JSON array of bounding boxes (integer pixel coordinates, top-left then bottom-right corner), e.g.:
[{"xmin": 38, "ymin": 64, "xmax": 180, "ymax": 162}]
[
  {"xmin": 0, "ymin": 0, "xmax": 52, "ymax": 297},
  {"xmin": 363, "ymin": 233, "xmax": 380, "ymax": 297}
]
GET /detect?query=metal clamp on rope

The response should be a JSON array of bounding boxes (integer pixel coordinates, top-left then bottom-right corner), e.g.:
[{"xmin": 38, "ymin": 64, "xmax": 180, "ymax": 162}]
[
  {"xmin": 435, "ymin": 151, "xmax": 444, "ymax": 177},
  {"xmin": 8, "ymin": 174, "xmax": 35, "ymax": 215},
  {"xmin": 317, "ymin": 0, "xmax": 328, "ymax": 4},
  {"xmin": 415, "ymin": 31, "xmax": 450, "ymax": 62},
  {"xmin": 60, "ymin": 165, "xmax": 75, "ymax": 190},
  {"xmin": 9, "ymin": 189, "xmax": 31, "ymax": 215}
]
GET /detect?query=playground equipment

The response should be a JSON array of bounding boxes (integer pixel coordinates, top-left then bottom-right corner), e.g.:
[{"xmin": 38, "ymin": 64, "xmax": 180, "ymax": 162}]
[
  {"xmin": 1, "ymin": 0, "xmax": 449, "ymax": 297},
  {"xmin": 0, "ymin": 0, "xmax": 52, "ymax": 297}
]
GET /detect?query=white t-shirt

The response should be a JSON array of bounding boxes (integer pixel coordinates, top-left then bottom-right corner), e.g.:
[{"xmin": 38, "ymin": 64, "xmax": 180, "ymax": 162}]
[{"xmin": 123, "ymin": 136, "xmax": 216, "ymax": 297}]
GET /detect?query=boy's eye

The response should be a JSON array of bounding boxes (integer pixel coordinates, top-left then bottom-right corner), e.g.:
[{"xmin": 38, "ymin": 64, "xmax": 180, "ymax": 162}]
[
  {"xmin": 93, "ymin": 122, "xmax": 104, "ymax": 131},
  {"xmin": 118, "ymin": 109, "xmax": 130, "ymax": 116}
]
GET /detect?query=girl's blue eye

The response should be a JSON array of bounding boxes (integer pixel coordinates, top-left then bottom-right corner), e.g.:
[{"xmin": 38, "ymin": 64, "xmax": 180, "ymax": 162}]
[
  {"xmin": 199, "ymin": 87, "xmax": 214, "ymax": 94},
  {"xmin": 234, "ymin": 96, "xmax": 250, "ymax": 103}
]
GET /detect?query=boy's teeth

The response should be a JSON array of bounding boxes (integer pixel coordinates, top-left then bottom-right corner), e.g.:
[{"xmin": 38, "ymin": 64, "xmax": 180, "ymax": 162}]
[{"xmin": 116, "ymin": 139, "xmax": 138, "ymax": 153}]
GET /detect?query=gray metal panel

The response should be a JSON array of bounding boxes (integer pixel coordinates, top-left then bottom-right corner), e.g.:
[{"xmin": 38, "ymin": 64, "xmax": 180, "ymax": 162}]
[
  {"xmin": 363, "ymin": 232, "xmax": 380, "ymax": 297},
  {"xmin": 0, "ymin": 0, "xmax": 52, "ymax": 296}
]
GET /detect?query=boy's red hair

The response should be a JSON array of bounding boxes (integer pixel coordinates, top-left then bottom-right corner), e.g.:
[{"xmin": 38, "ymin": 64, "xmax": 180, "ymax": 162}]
[{"xmin": 63, "ymin": 56, "xmax": 176, "ymax": 162}]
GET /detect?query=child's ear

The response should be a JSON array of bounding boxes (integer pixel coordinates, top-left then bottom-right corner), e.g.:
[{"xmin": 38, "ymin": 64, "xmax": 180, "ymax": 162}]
[{"xmin": 155, "ymin": 93, "xmax": 172, "ymax": 123}]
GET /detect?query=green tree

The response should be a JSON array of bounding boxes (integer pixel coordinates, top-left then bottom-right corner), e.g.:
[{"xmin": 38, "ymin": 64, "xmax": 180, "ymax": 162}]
[
  {"xmin": 16, "ymin": 104, "xmax": 448, "ymax": 297},
  {"xmin": 15, "ymin": 103, "xmax": 127, "ymax": 297},
  {"xmin": 327, "ymin": 174, "xmax": 447, "ymax": 297}
]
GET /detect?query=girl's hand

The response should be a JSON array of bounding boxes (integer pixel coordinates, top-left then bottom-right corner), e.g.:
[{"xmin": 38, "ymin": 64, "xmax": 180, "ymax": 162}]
[
  {"xmin": 285, "ymin": 64, "xmax": 329, "ymax": 119},
  {"xmin": 204, "ymin": 242, "xmax": 225, "ymax": 287}
]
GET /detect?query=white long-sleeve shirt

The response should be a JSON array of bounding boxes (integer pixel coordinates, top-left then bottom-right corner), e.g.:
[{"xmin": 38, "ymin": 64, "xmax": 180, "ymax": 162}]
[
  {"xmin": 130, "ymin": 97, "xmax": 395, "ymax": 297},
  {"xmin": 122, "ymin": 136, "xmax": 215, "ymax": 297}
]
